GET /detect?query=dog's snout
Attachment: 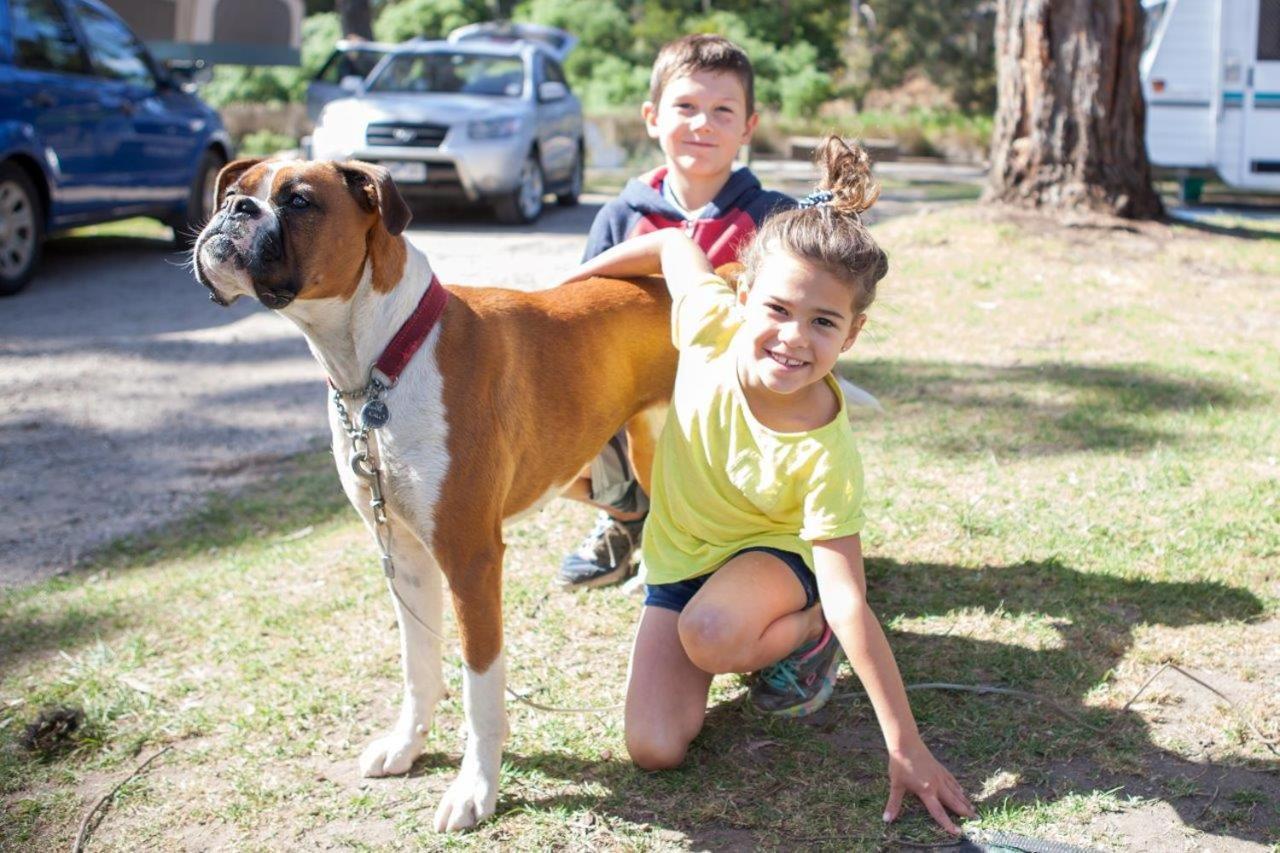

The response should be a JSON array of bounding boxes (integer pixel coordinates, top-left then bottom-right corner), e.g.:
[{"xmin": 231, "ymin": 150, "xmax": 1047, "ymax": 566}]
[{"xmin": 231, "ymin": 196, "xmax": 261, "ymax": 219}]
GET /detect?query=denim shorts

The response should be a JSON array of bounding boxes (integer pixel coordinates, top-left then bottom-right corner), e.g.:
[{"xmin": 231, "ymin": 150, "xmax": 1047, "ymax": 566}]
[{"xmin": 643, "ymin": 546, "xmax": 818, "ymax": 613}]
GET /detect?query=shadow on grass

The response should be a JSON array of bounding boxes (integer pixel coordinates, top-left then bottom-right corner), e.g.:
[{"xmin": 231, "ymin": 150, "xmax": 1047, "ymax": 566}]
[
  {"xmin": 487, "ymin": 558, "xmax": 1274, "ymax": 848},
  {"xmin": 4, "ymin": 443, "xmax": 1273, "ymax": 845},
  {"xmin": 0, "ymin": 451, "xmax": 349, "ymax": 679},
  {"xmin": 1170, "ymin": 216, "xmax": 1280, "ymax": 243},
  {"xmin": 840, "ymin": 360, "xmax": 1255, "ymax": 456}
]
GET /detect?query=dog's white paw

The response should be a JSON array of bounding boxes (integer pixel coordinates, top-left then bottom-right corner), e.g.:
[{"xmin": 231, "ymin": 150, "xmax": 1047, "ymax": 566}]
[
  {"xmin": 359, "ymin": 727, "xmax": 425, "ymax": 777},
  {"xmin": 433, "ymin": 766, "xmax": 498, "ymax": 832}
]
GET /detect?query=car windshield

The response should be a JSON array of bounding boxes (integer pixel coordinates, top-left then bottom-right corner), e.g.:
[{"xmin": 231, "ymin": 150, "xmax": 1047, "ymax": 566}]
[
  {"xmin": 317, "ymin": 48, "xmax": 388, "ymax": 84},
  {"xmin": 368, "ymin": 52, "xmax": 524, "ymax": 97}
]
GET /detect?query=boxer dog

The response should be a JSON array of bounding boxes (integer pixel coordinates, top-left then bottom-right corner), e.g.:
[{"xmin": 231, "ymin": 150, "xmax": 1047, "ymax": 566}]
[{"xmin": 192, "ymin": 158, "xmax": 677, "ymax": 831}]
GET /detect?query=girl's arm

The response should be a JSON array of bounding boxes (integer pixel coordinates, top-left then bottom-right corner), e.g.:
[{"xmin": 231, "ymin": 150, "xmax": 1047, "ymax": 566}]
[
  {"xmin": 556, "ymin": 229, "xmax": 714, "ymax": 301},
  {"xmin": 812, "ymin": 535, "xmax": 976, "ymax": 835}
]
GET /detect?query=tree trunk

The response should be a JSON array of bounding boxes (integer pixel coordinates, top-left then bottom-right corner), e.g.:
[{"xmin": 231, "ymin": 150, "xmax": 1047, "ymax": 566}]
[
  {"xmin": 337, "ymin": 0, "xmax": 373, "ymax": 40},
  {"xmin": 985, "ymin": 0, "xmax": 1163, "ymax": 219}
]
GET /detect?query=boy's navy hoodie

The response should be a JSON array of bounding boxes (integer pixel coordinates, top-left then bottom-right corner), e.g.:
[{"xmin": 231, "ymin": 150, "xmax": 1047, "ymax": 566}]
[{"xmin": 582, "ymin": 165, "xmax": 795, "ymax": 265}]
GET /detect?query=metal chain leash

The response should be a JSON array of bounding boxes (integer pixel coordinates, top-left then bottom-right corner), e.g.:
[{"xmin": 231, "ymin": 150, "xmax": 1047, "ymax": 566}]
[{"xmin": 330, "ymin": 384, "xmax": 622, "ymax": 715}]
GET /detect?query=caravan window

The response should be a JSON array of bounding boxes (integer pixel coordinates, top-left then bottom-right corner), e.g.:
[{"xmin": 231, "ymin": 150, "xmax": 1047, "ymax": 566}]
[
  {"xmin": 1143, "ymin": 1, "xmax": 1168, "ymax": 52},
  {"xmin": 1260, "ymin": 0, "xmax": 1280, "ymax": 60}
]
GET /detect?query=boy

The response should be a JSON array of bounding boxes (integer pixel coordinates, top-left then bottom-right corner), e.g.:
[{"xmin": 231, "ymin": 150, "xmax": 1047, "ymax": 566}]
[{"xmin": 558, "ymin": 34, "xmax": 796, "ymax": 589}]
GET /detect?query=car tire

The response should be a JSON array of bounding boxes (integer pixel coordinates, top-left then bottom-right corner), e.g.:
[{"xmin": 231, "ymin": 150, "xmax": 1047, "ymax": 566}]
[
  {"xmin": 0, "ymin": 162, "xmax": 45, "ymax": 298},
  {"xmin": 556, "ymin": 147, "xmax": 583, "ymax": 207},
  {"xmin": 494, "ymin": 151, "xmax": 545, "ymax": 225},
  {"xmin": 169, "ymin": 148, "xmax": 226, "ymax": 247}
]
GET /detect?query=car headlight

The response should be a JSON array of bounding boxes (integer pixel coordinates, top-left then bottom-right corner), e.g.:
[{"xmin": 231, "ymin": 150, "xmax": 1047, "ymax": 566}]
[{"xmin": 468, "ymin": 116, "xmax": 522, "ymax": 140}]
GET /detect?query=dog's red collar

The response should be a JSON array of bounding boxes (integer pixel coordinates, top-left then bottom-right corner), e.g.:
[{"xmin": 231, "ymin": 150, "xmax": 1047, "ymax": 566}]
[
  {"xmin": 330, "ymin": 275, "xmax": 449, "ymax": 395},
  {"xmin": 372, "ymin": 275, "xmax": 450, "ymax": 387}
]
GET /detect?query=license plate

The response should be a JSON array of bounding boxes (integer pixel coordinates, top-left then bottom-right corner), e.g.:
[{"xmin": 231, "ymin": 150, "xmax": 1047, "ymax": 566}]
[{"xmin": 381, "ymin": 161, "xmax": 427, "ymax": 183}]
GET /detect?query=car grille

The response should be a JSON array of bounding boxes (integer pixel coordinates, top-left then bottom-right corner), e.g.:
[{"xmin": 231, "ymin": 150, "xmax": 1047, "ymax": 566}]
[{"xmin": 366, "ymin": 122, "xmax": 449, "ymax": 148}]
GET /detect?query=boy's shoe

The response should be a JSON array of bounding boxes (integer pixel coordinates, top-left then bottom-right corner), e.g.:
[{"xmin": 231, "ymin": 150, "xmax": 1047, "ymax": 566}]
[
  {"xmin": 749, "ymin": 624, "xmax": 844, "ymax": 718},
  {"xmin": 556, "ymin": 512, "xmax": 645, "ymax": 589}
]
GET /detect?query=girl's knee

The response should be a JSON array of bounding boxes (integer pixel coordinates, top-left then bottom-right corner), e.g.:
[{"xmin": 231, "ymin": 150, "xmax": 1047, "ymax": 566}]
[
  {"xmin": 678, "ymin": 605, "xmax": 746, "ymax": 672},
  {"xmin": 626, "ymin": 732, "xmax": 690, "ymax": 771}
]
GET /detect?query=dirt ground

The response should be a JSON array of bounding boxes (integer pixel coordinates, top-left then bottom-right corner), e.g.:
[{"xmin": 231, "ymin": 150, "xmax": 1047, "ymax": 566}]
[{"xmin": 0, "ymin": 197, "xmax": 603, "ymax": 587}]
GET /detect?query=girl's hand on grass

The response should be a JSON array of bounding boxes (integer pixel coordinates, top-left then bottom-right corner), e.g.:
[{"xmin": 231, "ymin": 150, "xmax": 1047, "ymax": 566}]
[{"xmin": 884, "ymin": 738, "xmax": 975, "ymax": 835}]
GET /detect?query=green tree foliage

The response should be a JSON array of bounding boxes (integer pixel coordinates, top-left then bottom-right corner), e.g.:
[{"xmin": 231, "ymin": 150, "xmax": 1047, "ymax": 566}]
[
  {"xmin": 860, "ymin": 0, "xmax": 996, "ymax": 112},
  {"xmin": 203, "ymin": 0, "xmax": 996, "ymax": 118},
  {"xmin": 513, "ymin": 0, "xmax": 642, "ymax": 110},
  {"xmin": 373, "ymin": 0, "xmax": 490, "ymax": 42}
]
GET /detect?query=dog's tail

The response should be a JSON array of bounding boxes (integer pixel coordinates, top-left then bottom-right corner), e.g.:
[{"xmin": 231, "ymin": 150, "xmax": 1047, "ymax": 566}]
[{"xmin": 837, "ymin": 376, "xmax": 883, "ymax": 418}]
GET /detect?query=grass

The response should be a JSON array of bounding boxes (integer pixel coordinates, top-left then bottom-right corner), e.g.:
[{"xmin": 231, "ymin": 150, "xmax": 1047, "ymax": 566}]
[
  {"xmin": 3, "ymin": 205, "xmax": 1279, "ymax": 850},
  {"xmin": 57, "ymin": 218, "xmax": 174, "ymax": 242}
]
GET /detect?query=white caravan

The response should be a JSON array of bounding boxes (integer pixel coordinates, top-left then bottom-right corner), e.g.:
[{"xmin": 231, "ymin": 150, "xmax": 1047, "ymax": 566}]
[{"xmin": 1142, "ymin": 0, "xmax": 1280, "ymax": 197}]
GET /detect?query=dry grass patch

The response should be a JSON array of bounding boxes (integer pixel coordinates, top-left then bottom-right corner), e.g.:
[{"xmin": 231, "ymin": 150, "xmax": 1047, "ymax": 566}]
[{"xmin": 2, "ymin": 205, "xmax": 1278, "ymax": 850}]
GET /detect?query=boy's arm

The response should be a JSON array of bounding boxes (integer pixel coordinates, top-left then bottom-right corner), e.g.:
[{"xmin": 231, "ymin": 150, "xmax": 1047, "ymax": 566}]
[
  {"xmin": 811, "ymin": 535, "xmax": 976, "ymax": 835},
  {"xmin": 557, "ymin": 230, "xmax": 714, "ymax": 302}
]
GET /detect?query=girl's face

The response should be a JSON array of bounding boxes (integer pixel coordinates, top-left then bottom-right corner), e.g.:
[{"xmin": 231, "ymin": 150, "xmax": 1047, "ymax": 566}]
[{"xmin": 735, "ymin": 252, "xmax": 866, "ymax": 403}]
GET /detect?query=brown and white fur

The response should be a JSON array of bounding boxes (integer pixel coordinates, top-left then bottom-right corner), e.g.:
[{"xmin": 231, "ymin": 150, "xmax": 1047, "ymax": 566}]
[{"xmin": 192, "ymin": 158, "xmax": 677, "ymax": 830}]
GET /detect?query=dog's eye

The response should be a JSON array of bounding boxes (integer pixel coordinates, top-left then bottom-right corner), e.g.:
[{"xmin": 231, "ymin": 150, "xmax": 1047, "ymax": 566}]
[{"xmin": 288, "ymin": 194, "xmax": 311, "ymax": 210}]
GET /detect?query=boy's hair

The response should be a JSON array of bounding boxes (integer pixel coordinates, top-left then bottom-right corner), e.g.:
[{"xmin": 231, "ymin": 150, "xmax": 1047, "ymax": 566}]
[
  {"xmin": 740, "ymin": 135, "xmax": 888, "ymax": 313},
  {"xmin": 649, "ymin": 35, "xmax": 755, "ymax": 115}
]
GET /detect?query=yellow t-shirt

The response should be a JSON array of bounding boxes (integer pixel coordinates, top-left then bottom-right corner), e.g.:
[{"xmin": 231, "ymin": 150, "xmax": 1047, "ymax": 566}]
[{"xmin": 642, "ymin": 274, "xmax": 866, "ymax": 585}]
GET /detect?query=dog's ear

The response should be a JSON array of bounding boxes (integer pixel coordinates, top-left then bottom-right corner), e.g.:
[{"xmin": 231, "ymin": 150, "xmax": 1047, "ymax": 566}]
[
  {"xmin": 214, "ymin": 158, "xmax": 265, "ymax": 208},
  {"xmin": 338, "ymin": 161, "xmax": 413, "ymax": 236},
  {"xmin": 715, "ymin": 261, "xmax": 746, "ymax": 293}
]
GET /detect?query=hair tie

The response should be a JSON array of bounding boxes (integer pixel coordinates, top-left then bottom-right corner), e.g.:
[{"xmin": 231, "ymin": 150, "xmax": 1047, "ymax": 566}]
[{"xmin": 798, "ymin": 190, "xmax": 833, "ymax": 209}]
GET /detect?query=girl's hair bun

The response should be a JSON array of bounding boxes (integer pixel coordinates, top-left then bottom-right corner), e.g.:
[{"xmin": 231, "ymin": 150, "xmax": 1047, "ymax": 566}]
[{"xmin": 817, "ymin": 134, "xmax": 880, "ymax": 217}]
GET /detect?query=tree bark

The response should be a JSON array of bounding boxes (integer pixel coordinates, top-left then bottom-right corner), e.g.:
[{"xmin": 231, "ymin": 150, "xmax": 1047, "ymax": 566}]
[
  {"xmin": 985, "ymin": 0, "xmax": 1163, "ymax": 219},
  {"xmin": 338, "ymin": 0, "xmax": 373, "ymax": 40}
]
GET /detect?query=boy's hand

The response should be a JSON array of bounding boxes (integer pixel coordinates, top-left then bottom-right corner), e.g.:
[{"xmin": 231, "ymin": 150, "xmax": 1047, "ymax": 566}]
[{"xmin": 884, "ymin": 738, "xmax": 975, "ymax": 835}]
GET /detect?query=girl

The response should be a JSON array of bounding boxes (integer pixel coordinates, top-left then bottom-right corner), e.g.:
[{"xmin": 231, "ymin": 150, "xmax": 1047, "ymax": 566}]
[{"xmin": 561, "ymin": 137, "xmax": 975, "ymax": 835}]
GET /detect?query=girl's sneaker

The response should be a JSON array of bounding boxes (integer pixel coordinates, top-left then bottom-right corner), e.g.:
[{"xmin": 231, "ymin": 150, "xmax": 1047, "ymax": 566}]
[{"xmin": 749, "ymin": 624, "xmax": 844, "ymax": 717}]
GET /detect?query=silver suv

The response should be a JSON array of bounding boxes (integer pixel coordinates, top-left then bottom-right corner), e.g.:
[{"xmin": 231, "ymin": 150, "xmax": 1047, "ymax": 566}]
[{"xmin": 310, "ymin": 26, "xmax": 583, "ymax": 224}]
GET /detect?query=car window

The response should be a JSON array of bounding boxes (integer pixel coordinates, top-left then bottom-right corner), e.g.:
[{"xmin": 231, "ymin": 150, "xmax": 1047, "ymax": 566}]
[
  {"xmin": 543, "ymin": 57, "xmax": 567, "ymax": 87},
  {"xmin": 317, "ymin": 48, "xmax": 387, "ymax": 84},
  {"xmin": 10, "ymin": 0, "xmax": 90, "ymax": 75},
  {"xmin": 72, "ymin": 0, "xmax": 155, "ymax": 88},
  {"xmin": 369, "ymin": 52, "xmax": 524, "ymax": 97}
]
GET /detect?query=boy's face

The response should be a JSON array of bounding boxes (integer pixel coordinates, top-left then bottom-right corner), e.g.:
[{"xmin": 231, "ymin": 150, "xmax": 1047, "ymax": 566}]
[{"xmin": 643, "ymin": 71, "xmax": 758, "ymax": 185}]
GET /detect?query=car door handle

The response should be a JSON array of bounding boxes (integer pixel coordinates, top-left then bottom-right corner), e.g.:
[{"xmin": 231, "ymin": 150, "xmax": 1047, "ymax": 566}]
[{"xmin": 28, "ymin": 92, "xmax": 55, "ymax": 109}]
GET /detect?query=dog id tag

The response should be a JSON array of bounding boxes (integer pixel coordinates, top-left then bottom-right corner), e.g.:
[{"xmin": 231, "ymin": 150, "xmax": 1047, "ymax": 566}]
[{"xmin": 360, "ymin": 399, "xmax": 390, "ymax": 430}]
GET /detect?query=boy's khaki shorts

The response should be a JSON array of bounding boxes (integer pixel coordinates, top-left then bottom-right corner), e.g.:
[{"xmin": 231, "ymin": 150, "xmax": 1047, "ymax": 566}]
[{"xmin": 588, "ymin": 429, "xmax": 649, "ymax": 514}]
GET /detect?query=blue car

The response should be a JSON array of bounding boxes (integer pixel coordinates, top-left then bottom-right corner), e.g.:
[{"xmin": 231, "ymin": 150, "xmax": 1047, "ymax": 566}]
[{"xmin": 0, "ymin": 0, "xmax": 232, "ymax": 295}]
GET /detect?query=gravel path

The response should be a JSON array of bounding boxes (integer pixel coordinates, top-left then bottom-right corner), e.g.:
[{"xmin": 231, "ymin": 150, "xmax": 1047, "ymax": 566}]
[
  {"xmin": 0, "ymin": 199, "xmax": 606, "ymax": 586},
  {"xmin": 0, "ymin": 161, "xmax": 960, "ymax": 587}
]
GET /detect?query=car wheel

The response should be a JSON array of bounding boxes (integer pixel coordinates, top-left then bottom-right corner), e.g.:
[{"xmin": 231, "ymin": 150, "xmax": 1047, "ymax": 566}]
[
  {"xmin": 494, "ymin": 152, "xmax": 544, "ymax": 225},
  {"xmin": 170, "ymin": 149, "xmax": 226, "ymax": 247},
  {"xmin": 0, "ymin": 162, "xmax": 44, "ymax": 297},
  {"xmin": 556, "ymin": 147, "xmax": 583, "ymax": 207}
]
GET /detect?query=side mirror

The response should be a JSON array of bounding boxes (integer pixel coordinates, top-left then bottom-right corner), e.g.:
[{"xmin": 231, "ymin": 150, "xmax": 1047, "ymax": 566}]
[
  {"xmin": 538, "ymin": 80, "xmax": 567, "ymax": 102},
  {"xmin": 163, "ymin": 58, "xmax": 212, "ymax": 92},
  {"xmin": 340, "ymin": 75, "xmax": 364, "ymax": 93}
]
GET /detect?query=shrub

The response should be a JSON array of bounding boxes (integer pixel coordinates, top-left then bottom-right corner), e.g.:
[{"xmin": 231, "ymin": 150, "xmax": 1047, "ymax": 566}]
[
  {"xmin": 237, "ymin": 130, "xmax": 301, "ymax": 157},
  {"xmin": 374, "ymin": 0, "xmax": 489, "ymax": 42},
  {"xmin": 203, "ymin": 13, "xmax": 341, "ymax": 107}
]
